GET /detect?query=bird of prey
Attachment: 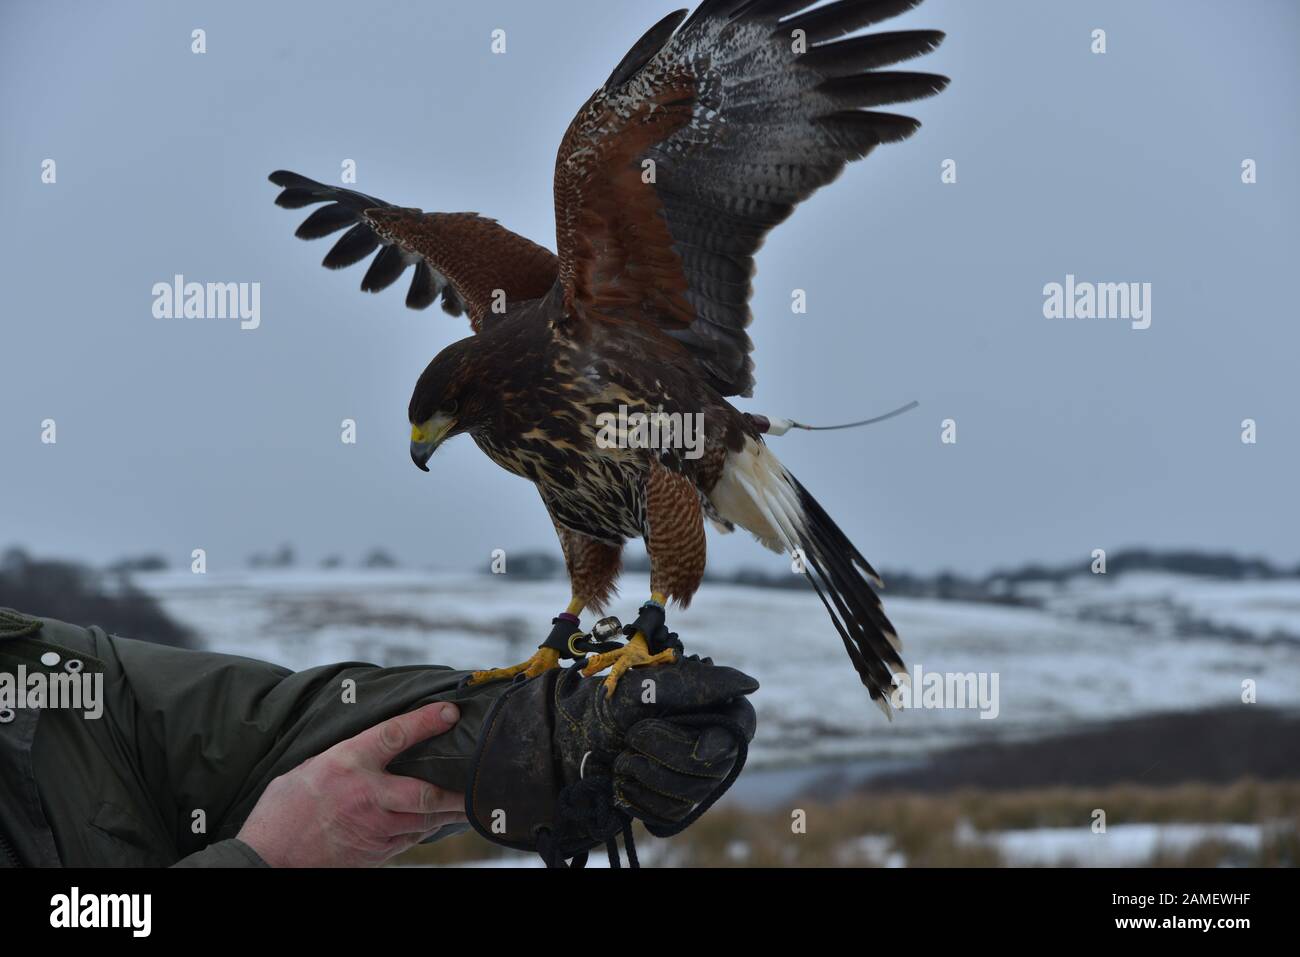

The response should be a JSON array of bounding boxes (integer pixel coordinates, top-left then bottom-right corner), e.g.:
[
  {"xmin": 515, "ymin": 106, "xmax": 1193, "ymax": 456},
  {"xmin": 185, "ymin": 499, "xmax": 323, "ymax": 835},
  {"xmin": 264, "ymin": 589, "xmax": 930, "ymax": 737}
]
[{"xmin": 269, "ymin": 0, "xmax": 946, "ymax": 711}]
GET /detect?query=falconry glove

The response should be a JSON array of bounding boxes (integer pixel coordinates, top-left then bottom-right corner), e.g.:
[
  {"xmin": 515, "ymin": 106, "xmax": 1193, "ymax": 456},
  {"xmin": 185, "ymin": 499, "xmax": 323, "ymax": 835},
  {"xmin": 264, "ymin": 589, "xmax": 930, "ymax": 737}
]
[{"xmin": 463, "ymin": 652, "xmax": 757, "ymax": 868}]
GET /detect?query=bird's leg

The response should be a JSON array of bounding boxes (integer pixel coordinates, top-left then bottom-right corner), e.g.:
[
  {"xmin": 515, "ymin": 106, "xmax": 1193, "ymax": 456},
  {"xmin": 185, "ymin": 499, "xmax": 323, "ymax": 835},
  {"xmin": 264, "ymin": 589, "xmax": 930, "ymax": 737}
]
[
  {"xmin": 580, "ymin": 594, "xmax": 677, "ymax": 697},
  {"xmin": 466, "ymin": 597, "xmax": 585, "ymax": 685}
]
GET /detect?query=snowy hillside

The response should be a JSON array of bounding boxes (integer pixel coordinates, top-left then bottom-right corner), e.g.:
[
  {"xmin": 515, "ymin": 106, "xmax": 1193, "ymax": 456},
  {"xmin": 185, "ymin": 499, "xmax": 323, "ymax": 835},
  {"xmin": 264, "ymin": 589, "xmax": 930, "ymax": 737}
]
[{"xmin": 131, "ymin": 568, "xmax": 1300, "ymax": 767}]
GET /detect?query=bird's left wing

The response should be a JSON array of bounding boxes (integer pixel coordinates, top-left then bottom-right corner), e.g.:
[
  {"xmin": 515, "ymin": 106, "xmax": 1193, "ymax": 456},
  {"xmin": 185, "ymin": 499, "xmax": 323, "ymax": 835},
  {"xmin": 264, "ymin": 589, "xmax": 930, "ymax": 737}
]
[
  {"xmin": 269, "ymin": 171, "xmax": 558, "ymax": 331},
  {"xmin": 552, "ymin": 0, "xmax": 946, "ymax": 396}
]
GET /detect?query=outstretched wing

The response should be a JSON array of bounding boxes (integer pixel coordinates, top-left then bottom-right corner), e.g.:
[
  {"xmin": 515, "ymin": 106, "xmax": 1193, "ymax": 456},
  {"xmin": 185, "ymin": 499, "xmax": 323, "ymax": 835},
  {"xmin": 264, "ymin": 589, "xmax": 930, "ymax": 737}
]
[
  {"xmin": 553, "ymin": 0, "xmax": 947, "ymax": 395},
  {"xmin": 269, "ymin": 171, "xmax": 559, "ymax": 331}
]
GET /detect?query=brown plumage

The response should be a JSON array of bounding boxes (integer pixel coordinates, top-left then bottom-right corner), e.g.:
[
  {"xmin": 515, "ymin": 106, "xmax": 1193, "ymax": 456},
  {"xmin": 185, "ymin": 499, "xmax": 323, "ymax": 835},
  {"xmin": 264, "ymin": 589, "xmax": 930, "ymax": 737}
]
[
  {"xmin": 645, "ymin": 461, "xmax": 708, "ymax": 604},
  {"xmin": 269, "ymin": 0, "xmax": 947, "ymax": 711}
]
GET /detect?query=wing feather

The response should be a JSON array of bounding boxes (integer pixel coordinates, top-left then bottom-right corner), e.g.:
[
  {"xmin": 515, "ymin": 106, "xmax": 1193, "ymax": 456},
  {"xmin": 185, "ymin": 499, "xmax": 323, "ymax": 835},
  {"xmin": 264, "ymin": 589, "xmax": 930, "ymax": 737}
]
[
  {"xmin": 269, "ymin": 171, "xmax": 558, "ymax": 330},
  {"xmin": 552, "ymin": 0, "xmax": 946, "ymax": 395}
]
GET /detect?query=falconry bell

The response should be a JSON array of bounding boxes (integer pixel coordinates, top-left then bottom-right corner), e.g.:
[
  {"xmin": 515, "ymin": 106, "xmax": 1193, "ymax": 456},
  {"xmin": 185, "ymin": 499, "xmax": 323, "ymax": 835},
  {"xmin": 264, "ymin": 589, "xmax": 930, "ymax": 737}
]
[{"xmin": 591, "ymin": 617, "xmax": 623, "ymax": 642}]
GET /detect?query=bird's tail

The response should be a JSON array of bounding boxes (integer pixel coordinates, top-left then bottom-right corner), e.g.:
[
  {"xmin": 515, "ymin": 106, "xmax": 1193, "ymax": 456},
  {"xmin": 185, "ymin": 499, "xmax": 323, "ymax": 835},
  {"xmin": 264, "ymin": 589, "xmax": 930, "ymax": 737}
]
[{"xmin": 708, "ymin": 438, "xmax": 904, "ymax": 716}]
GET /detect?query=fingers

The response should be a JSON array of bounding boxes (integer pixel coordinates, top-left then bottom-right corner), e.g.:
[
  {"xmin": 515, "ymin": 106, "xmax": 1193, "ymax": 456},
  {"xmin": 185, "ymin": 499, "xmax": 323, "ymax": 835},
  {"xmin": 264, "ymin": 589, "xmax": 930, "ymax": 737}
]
[
  {"xmin": 344, "ymin": 702, "xmax": 461, "ymax": 771},
  {"xmin": 613, "ymin": 757, "xmax": 709, "ymax": 823},
  {"xmin": 625, "ymin": 720, "xmax": 721, "ymax": 774},
  {"xmin": 716, "ymin": 696, "xmax": 758, "ymax": 743},
  {"xmin": 382, "ymin": 814, "xmax": 469, "ymax": 857},
  {"xmin": 624, "ymin": 714, "xmax": 748, "ymax": 776},
  {"xmin": 606, "ymin": 659, "xmax": 760, "ymax": 717},
  {"xmin": 382, "ymin": 810, "xmax": 469, "ymax": 837},
  {"xmin": 614, "ymin": 705, "xmax": 756, "ymax": 825},
  {"xmin": 670, "ymin": 659, "xmax": 760, "ymax": 702},
  {"xmin": 383, "ymin": 830, "xmax": 436, "ymax": 858},
  {"xmin": 237, "ymin": 701, "xmax": 466, "ymax": 868},
  {"xmin": 614, "ymin": 748, "xmax": 730, "ymax": 799},
  {"xmin": 374, "ymin": 774, "xmax": 464, "ymax": 815}
]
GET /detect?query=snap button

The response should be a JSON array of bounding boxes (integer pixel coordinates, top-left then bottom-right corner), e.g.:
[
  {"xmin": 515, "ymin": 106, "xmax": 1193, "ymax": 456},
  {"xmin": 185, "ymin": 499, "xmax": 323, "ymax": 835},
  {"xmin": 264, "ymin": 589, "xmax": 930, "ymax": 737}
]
[
  {"xmin": 0, "ymin": 709, "xmax": 14, "ymax": 724},
  {"xmin": 40, "ymin": 652, "xmax": 60, "ymax": 667},
  {"xmin": 64, "ymin": 659, "xmax": 84, "ymax": 674}
]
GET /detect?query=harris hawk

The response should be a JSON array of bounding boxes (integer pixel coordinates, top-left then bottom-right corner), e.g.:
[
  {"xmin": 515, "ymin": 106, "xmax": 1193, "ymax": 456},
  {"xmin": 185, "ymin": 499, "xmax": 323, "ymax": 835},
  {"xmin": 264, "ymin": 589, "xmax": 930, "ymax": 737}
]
[{"xmin": 269, "ymin": 0, "xmax": 947, "ymax": 712}]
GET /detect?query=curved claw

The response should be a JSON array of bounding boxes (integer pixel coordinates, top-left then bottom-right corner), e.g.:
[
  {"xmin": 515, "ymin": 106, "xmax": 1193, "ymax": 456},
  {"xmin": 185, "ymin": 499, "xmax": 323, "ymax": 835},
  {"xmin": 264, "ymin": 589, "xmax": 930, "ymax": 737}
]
[
  {"xmin": 580, "ymin": 633, "xmax": 677, "ymax": 697},
  {"xmin": 467, "ymin": 647, "xmax": 561, "ymax": 686}
]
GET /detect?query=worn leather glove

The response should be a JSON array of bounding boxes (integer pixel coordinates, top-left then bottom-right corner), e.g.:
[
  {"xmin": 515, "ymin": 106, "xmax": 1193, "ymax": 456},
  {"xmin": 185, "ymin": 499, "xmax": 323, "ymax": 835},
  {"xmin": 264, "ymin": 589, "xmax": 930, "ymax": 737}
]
[{"xmin": 462, "ymin": 654, "xmax": 757, "ymax": 865}]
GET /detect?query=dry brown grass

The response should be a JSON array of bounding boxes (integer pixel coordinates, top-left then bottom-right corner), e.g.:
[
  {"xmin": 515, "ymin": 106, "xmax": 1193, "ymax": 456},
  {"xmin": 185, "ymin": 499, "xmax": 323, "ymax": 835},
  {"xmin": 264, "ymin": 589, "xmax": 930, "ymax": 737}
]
[{"xmin": 394, "ymin": 778, "xmax": 1300, "ymax": 868}]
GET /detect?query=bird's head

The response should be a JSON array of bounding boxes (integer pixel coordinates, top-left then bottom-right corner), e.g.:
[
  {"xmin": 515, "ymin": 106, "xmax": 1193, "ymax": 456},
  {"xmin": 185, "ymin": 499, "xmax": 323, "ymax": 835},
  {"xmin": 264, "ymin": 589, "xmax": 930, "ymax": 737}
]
[{"xmin": 407, "ymin": 337, "xmax": 488, "ymax": 472}]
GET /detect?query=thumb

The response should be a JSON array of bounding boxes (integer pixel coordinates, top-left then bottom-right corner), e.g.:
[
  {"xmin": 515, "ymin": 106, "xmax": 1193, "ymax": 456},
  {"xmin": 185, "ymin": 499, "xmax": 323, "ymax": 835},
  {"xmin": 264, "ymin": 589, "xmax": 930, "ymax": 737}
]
[{"xmin": 348, "ymin": 701, "xmax": 461, "ymax": 770}]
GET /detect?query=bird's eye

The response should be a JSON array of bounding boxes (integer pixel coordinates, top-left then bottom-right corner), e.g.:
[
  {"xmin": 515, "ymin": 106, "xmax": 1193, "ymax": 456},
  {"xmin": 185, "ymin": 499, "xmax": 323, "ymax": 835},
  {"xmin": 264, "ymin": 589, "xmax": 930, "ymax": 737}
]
[{"xmin": 442, "ymin": 400, "xmax": 458, "ymax": 416}]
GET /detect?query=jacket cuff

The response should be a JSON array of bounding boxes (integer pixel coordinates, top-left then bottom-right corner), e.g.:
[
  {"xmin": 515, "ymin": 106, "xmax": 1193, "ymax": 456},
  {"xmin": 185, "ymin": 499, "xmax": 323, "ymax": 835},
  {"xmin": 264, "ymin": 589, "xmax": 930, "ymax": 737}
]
[{"xmin": 171, "ymin": 838, "xmax": 269, "ymax": 868}]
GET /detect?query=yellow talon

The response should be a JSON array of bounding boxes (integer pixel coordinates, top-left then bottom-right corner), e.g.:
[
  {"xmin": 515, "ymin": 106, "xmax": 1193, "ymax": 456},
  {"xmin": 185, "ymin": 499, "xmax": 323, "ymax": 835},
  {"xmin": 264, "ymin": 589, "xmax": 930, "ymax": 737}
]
[
  {"xmin": 467, "ymin": 646, "xmax": 561, "ymax": 686},
  {"xmin": 581, "ymin": 632, "xmax": 676, "ymax": 698}
]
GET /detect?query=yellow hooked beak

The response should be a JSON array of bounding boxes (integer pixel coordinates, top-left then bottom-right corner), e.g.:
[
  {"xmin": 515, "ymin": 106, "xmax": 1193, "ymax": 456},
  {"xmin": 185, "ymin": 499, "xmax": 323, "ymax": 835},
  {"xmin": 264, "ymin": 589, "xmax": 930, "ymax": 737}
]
[{"xmin": 409, "ymin": 413, "xmax": 455, "ymax": 471}]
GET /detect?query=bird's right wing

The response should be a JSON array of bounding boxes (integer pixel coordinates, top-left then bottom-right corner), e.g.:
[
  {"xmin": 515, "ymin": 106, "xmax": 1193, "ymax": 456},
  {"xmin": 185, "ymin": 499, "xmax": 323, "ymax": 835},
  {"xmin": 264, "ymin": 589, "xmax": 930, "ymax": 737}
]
[
  {"xmin": 551, "ymin": 0, "xmax": 946, "ymax": 396},
  {"xmin": 269, "ymin": 171, "xmax": 559, "ymax": 331}
]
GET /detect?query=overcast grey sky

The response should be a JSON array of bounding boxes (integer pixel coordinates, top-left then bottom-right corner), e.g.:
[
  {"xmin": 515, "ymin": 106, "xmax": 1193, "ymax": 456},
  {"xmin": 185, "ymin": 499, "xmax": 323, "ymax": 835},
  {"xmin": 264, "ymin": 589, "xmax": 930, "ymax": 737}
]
[{"xmin": 1, "ymin": 0, "xmax": 1296, "ymax": 576}]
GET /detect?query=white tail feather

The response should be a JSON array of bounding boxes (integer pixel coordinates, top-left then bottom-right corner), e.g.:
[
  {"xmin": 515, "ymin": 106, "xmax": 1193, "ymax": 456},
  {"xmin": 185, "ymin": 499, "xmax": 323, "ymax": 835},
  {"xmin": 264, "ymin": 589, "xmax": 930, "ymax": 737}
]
[{"xmin": 708, "ymin": 438, "xmax": 804, "ymax": 553}]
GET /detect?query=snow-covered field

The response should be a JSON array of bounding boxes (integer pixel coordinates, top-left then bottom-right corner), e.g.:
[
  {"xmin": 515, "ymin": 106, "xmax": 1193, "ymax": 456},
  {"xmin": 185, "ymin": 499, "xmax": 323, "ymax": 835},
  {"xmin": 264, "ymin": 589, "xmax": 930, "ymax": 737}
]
[
  {"xmin": 1029, "ymin": 571, "xmax": 1300, "ymax": 643},
  {"xmin": 132, "ymin": 567, "xmax": 1300, "ymax": 768},
  {"xmin": 961, "ymin": 822, "xmax": 1271, "ymax": 868}
]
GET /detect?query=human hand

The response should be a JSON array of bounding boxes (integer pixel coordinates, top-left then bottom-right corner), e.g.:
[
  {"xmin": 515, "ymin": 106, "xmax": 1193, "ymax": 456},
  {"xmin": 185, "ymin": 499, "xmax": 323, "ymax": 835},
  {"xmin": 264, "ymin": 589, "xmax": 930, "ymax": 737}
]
[{"xmin": 237, "ymin": 702, "xmax": 467, "ymax": 867}]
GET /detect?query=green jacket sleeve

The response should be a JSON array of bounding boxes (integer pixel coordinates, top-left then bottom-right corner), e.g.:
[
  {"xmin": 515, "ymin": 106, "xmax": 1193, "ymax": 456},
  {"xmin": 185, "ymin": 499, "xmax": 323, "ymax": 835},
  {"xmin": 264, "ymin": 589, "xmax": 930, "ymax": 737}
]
[
  {"xmin": 97, "ymin": 632, "xmax": 505, "ymax": 846},
  {"xmin": 171, "ymin": 838, "xmax": 268, "ymax": 868},
  {"xmin": 1, "ymin": 608, "xmax": 515, "ymax": 867}
]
